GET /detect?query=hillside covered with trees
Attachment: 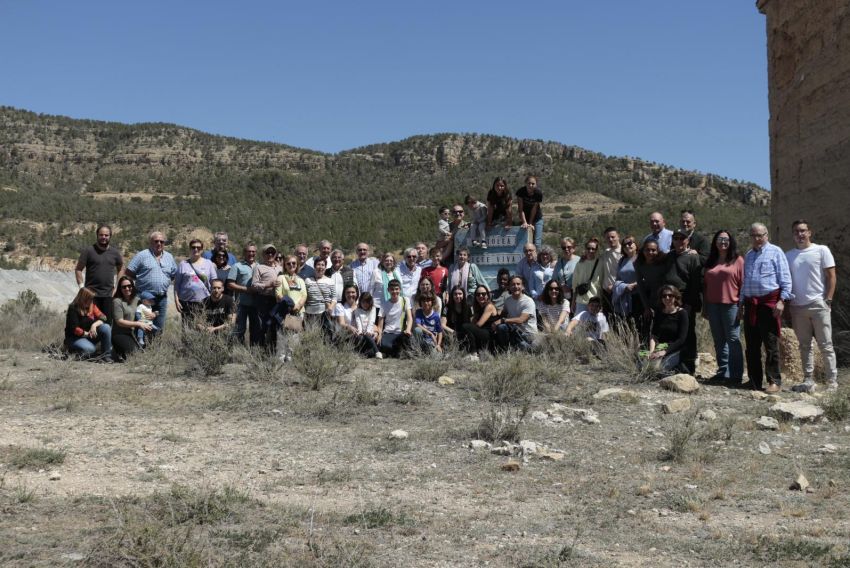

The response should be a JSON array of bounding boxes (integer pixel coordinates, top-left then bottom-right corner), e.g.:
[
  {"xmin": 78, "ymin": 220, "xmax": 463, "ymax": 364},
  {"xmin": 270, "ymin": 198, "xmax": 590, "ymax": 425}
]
[{"xmin": 0, "ymin": 106, "xmax": 769, "ymax": 265}]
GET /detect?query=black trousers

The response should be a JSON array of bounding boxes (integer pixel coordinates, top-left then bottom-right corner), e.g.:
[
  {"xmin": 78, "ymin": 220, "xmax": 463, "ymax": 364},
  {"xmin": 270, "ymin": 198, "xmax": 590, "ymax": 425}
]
[
  {"xmin": 111, "ymin": 333, "xmax": 139, "ymax": 361},
  {"xmin": 460, "ymin": 322, "xmax": 492, "ymax": 353},
  {"xmin": 94, "ymin": 296, "xmax": 113, "ymax": 325},
  {"xmin": 744, "ymin": 304, "xmax": 782, "ymax": 388}
]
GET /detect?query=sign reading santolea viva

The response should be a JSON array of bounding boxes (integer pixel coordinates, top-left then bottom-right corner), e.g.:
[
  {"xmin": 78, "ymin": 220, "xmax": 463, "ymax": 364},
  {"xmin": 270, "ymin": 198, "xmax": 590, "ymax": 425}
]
[{"xmin": 453, "ymin": 226, "xmax": 530, "ymax": 290}]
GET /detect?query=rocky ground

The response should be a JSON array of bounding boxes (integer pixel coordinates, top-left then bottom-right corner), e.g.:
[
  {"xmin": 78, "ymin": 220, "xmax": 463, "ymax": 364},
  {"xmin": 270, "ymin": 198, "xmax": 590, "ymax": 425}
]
[{"xmin": 0, "ymin": 336, "xmax": 848, "ymax": 567}]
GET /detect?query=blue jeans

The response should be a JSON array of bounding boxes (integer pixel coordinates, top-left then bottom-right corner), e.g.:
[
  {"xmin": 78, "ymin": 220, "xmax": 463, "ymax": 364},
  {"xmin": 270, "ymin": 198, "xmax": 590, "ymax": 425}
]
[
  {"xmin": 149, "ymin": 294, "xmax": 169, "ymax": 335},
  {"xmin": 705, "ymin": 302, "xmax": 743, "ymax": 380},
  {"xmin": 532, "ymin": 218, "xmax": 543, "ymax": 247},
  {"xmin": 69, "ymin": 324, "xmax": 112, "ymax": 357},
  {"xmin": 234, "ymin": 302, "xmax": 262, "ymax": 346},
  {"xmin": 494, "ymin": 323, "xmax": 534, "ymax": 351}
]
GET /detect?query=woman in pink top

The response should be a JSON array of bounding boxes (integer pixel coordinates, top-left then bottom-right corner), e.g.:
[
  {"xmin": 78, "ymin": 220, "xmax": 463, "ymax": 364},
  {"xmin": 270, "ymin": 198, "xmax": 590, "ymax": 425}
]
[{"xmin": 702, "ymin": 230, "xmax": 745, "ymax": 384}]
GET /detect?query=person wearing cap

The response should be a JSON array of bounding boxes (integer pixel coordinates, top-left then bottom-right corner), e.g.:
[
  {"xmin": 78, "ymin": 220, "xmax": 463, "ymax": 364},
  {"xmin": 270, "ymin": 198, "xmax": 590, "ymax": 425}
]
[
  {"xmin": 123, "ymin": 231, "xmax": 177, "ymax": 335},
  {"xmin": 251, "ymin": 244, "xmax": 282, "ymax": 350},
  {"xmin": 134, "ymin": 290, "xmax": 159, "ymax": 347},
  {"xmin": 664, "ymin": 229, "xmax": 703, "ymax": 374}
]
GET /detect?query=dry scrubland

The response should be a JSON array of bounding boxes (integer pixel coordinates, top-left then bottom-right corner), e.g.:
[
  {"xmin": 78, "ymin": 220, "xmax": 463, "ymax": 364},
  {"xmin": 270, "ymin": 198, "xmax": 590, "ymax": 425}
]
[{"xmin": 1, "ymin": 296, "xmax": 850, "ymax": 567}]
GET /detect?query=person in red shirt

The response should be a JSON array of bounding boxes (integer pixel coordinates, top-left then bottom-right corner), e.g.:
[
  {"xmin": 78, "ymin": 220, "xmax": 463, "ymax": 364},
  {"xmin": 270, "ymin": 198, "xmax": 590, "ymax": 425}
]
[{"xmin": 421, "ymin": 246, "xmax": 449, "ymax": 298}]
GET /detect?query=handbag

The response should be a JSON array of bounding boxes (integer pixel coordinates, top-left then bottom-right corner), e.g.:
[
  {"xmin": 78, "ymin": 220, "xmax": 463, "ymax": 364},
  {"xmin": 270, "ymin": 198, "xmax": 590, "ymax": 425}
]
[{"xmin": 574, "ymin": 258, "xmax": 599, "ymax": 297}]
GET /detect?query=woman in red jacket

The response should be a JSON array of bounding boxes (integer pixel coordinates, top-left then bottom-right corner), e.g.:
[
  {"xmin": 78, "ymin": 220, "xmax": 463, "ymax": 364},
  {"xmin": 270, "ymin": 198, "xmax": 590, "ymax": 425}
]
[{"xmin": 65, "ymin": 287, "xmax": 113, "ymax": 361}]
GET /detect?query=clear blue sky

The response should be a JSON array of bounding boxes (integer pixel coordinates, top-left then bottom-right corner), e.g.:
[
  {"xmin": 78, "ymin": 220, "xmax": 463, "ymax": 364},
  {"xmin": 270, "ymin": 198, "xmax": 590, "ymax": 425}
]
[{"xmin": 1, "ymin": 0, "xmax": 770, "ymax": 187}]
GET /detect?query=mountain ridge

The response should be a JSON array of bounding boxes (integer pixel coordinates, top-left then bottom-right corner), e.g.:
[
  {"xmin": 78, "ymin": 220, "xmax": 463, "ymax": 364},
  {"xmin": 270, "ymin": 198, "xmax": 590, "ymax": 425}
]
[{"xmin": 0, "ymin": 105, "xmax": 769, "ymax": 267}]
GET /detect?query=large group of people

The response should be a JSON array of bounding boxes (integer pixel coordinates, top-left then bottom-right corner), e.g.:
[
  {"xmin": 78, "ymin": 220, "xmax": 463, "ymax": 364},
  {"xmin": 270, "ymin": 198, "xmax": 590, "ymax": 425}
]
[{"xmin": 66, "ymin": 176, "xmax": 839, "ymax": 392}]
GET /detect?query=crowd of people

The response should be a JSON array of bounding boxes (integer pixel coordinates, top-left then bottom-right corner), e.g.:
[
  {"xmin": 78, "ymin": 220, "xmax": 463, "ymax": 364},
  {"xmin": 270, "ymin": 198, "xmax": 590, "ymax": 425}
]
[{"xmin": 65, "ymin": 175, "xmax": 839, "ymax": 392}]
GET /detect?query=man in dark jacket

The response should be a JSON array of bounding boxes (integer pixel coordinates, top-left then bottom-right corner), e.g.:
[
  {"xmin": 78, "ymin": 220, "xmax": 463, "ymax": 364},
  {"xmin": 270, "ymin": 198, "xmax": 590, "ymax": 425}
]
[{"xmin": 666, "ymin": 230, "xmax": 703, "ymax": 374}]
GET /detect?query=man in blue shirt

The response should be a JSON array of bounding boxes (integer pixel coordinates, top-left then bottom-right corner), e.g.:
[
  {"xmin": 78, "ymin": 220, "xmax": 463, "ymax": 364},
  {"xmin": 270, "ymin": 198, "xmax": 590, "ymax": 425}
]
[
  {"xmin": 740, "ymin": 222, "xmax": 793, "ymax": 393},
  {"xmin": 124, "ymin": 231, "xmax": 177, "ymax": 334},
  {"xmin": 226, "ymin": 242, "xmax": 260, "ymax": 346},
  {"xmin": 643, "ymin": 211, "xmax": 674, "ymax": 253},
  {"xmin": 515, "ymin": 243, "xmax": 545, "ymax": 300}
]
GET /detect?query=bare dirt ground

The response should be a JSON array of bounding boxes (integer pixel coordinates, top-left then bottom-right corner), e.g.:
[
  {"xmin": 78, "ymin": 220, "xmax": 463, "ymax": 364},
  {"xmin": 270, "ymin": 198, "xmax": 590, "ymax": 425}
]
[{"xmin": 1, "ymin": 335, "xmax": 849, "ymax": 567}]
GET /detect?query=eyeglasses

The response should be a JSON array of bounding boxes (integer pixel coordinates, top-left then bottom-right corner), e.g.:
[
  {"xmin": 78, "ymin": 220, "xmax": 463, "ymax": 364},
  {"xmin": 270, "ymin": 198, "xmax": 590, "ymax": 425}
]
[
  {"xmin": 406, "ymin": 255, "xmax": 417, "ymax": 259},
  {"xmin": 716, "ymin": 237, "xmax": 730, "ymax": 243},
  {"xmin": 750, "ymin": 233, "xmax": 766, "ymax": 238},
  {"xmin": 357, "ymin": 249, "xmax": 368, "ymax": 252},
  {"xmin": 284, "ymin": 261, "xmax": 297, "ymax": 265},
  {"xmin": 152, "ymin": 240, "xmax": 165, "ymax": 244},
  {"xmin": 120, "ymin": 284, "xmax": 133, "ymax": 289}
]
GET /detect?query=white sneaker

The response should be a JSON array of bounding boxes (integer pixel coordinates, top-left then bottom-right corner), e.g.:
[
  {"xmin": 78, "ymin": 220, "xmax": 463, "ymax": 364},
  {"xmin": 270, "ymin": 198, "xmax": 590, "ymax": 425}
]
[
  {"xmin": 827, "ymin": 380, "xmax": 839, "ymax": 392},
  {"xmin": 375, "ymin": 352, "xmax": 384, "ymax": 360},
  {"xmin": 792, "ymin": 379, "xmax": 816, "ymax": 393}
]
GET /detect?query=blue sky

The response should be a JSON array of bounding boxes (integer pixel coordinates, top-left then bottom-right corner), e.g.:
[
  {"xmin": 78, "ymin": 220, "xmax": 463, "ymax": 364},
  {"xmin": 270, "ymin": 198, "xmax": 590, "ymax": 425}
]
[{"xmin": 1, "ymin": 1, "xmax": 770, "ymax": 187}]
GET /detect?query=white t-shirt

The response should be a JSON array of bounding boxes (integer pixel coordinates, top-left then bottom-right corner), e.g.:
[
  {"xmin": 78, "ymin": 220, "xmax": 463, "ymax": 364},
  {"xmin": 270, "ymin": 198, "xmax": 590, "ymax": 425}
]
[
  {"xmin": 381, "ymin": 297, "xmax": 407, "ymax": 333},
  {"xmin": 503, "ymin": 294, "xmax": 538, "ymax": 336},
  {"xmin": 786, "ymin": 244, "xmax": 835, "ymax": 306},
  {"xmin": 332, "ymin": 302, "xmax": 355, "ymax": 325},
  {"xmin": 571, "ymin": 310, "xmax": 609, "ymax": 341},
  {"xmin": 352, "ymin": 306, "xmax": 376, "ymax": 334}
]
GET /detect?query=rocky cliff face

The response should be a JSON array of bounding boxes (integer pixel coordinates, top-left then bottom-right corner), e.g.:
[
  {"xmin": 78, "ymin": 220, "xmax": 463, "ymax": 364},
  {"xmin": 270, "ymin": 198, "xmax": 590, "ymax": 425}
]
[
  {"xmin": 1, "ymin": 107, "xmax": 768, "ymax": 207},
  {"xmin": 344, "ymin": 133, "xmax": 769, "ymax": 207}
]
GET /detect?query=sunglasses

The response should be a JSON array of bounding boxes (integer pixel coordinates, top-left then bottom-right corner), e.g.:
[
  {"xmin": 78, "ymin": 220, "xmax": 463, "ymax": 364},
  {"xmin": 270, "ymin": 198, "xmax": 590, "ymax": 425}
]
[
  {"xmin": 453, "ymin": 211, "xmax": 464, "ymax": 215},
  {"xmin": 152, "ymin": 239, "xmax": 165, "ymax": 244},
  {"xmin": 190, "ymin": 246, "xmax": 203, "ymax": 250},
  {"xmin": 623, "ymin": 241, "xmax": 635, "ymax": 246},
  {"xmin": 661, "ymin": 293, "xmax": 675, "ymax": 299},
  {"xmin": 475, "ymin": 292, "xmax": 489, "ymax": 297},
  {"xmin": 120, "ymin": 284, "xmax": 134, "ymax": 289},
  {"xmin": 285, "ymin": 261, "xmax": 297, "ymax": 266}
]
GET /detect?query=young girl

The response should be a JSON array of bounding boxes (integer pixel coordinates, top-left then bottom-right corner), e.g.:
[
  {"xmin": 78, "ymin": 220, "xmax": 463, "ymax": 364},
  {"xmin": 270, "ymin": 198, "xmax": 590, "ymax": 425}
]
[{"xmin": 352, "ymin": 292, "xmax": 382, "ymax": 359}]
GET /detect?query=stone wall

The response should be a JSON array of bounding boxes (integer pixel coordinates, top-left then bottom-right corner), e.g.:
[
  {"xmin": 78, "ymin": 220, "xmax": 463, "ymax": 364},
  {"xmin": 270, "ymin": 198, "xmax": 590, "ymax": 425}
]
[{"xmin": 758, "ymin": 0, "xmax": 850, "ymax": 341}]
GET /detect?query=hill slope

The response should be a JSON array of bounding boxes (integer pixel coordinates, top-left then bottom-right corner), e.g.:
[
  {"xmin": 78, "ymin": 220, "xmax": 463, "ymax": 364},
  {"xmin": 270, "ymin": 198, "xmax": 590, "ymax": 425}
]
[{"xmin": 0, "ymin": 106, "xmax": 769, "ymax": 264}]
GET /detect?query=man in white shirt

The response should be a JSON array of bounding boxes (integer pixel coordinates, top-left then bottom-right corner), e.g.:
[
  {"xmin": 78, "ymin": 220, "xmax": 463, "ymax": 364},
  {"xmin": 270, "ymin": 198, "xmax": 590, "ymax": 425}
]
[
  {"xmin": 399, "ymin": 247, "xmax": 422, "ymax": 303},
  {"xmin": 643, "ymin": 211, "xmax": 674, "ymax": 253},
  {"xmin": 350, "ymin": 242, "xmax": 380, "ymax": 295},
  {"xmin": 785, "ymin": 220, "xmax": 838, "ymax": 392},
  {"xmin": 492, "ymin": 275, "xmax": 538, "ymax": 351}
]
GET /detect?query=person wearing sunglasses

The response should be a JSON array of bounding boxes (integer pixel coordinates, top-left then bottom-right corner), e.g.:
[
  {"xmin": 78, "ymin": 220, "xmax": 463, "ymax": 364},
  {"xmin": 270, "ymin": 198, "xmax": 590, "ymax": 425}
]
[
  {"xmin": 227, "ymin": 243, "xmax": 260, "ymax": 346},
  {"xmin": 212, "ymin": 250, "xmax": 232, "ymax": 295},
  {"xmin": 124, "ymin": 231, "xmax": 177, "ymax": 335},
  {"xmin": 572, "ymin": 238, "xmax": 603, "ymax": 315},
  {"xmin": 174, "ymin": 238, "xmax": 218, "ymax": 325},
  {"xmin": 537, "ymin": 279, "xmax": 570, "ymax": 333},
  {"xmin": 553, "ymin": 237, "xmax": 580, "ymax": 302},
  {"xmin": 612, "ymin": 235, "xmax": 641, "ymax": 325},
  {"xmin": 740, "ymin": 223, "xmax": 792, "ymax": 393},
  {"xmin": 646, "ymin": 285, "xmax": 689, "ymax": 374},
  {"xmin": 111, "ymin": 275, "xmax": 150, "ymax": 360},
  {"xmin": 251, "ymin": 244, "xmax": 283, "ymax": 350},
  {"xmin": 664, "ymin": 230, "xmax": 703, "ymax": 374},
  {"xmin": 461, "ymin": 285, "xmax": 499, "ymax": 357},
  {"xmin": 702, "ymin": 230, "xmax": 744, "ymax": 386}
]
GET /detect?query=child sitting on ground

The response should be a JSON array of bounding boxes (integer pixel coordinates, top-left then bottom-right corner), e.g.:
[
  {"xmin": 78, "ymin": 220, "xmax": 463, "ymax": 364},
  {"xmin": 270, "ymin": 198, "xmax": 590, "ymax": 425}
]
[
  {"xmin": 413, "ymin": 293, "xmax": 443, "ymax": 353},
  {"xmin": 565, "ymin": 296, "xmax": 608, "ymax": 347}
]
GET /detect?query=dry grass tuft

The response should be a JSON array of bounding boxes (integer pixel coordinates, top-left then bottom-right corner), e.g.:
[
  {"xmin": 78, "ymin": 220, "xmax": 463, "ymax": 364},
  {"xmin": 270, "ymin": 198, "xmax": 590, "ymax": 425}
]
[{"xmin": 0, "ymin": 290, "xmax": 65, "ymax": 351}]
